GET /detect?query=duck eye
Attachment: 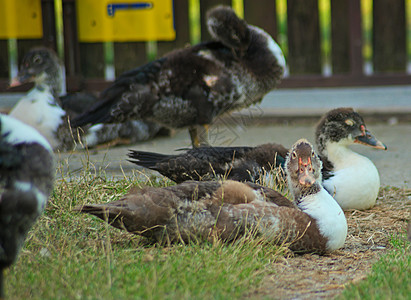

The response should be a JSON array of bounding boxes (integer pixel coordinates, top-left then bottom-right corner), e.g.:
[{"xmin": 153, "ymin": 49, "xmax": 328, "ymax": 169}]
[
  {"xmin": 345, "ymin": 119, "xmax": 354, "ymax": 126},
  {"xmin": 311, "ymin": 151, "xmax": 315, "ymax": 157},
  {"xmin": 33, "ymin": 55, "xmax": 42, "ymax": 64},
  {"xmin": 291, "ymin": 151, "xmax": 297, "ymax": 159}
]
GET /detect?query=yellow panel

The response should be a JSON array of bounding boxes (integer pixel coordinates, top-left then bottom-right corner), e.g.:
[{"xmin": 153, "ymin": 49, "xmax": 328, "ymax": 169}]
[
  {"xmin": 0, "ymin": 0, "xmax": 43, "ymax": 39},
  {"xmin": 77, "ymin": 0, "xmax": 175, "ymax": 42}
]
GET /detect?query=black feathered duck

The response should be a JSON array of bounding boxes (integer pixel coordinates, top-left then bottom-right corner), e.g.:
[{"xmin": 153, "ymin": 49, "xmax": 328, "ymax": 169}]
[
  {"xmin": 0, "ymin": 114, "xmax": 54, "ymax": 298},
  {"xmin": 128, "ymin": 108, "xmax": 387, "ymax": 210},
  {"xmin": 75, "ymin": 139, "xmax": 347, "ymax": 253},
  {"xmin": 71, "ymin": 5, "xmax": 286, "ymax": 147},
  {"xmin": 9, "ymin": 47, "xmax": 165, "ymax": 151}
]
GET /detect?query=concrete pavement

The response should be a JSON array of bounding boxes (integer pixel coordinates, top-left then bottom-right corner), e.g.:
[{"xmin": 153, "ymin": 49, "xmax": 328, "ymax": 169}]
[
  {"xmin": 2, "ymin": 85, "xmax": 410, "ymax": 187},
  {"xmin": 56, "ymin": 122, "xmax": 411, "ymax": 188}
]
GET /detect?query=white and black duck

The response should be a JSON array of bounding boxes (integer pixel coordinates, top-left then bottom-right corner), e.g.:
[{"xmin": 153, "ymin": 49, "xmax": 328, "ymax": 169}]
[
  {"xmin": 9, "ymin": 47, "xmax": 165, "ymax": 151},
  {"xmin": 128, "ymin": 108, "xmax": 387, "ymax": 210},
  {"xmin": 0, "ymin": 114, "xmax": 54, "ymax": 298},
  {"xmin": 71, "ymin": 5, "xmax": 286, "ymax": 147},
  {"xmin": 76, "ymin": 139, "xmax": 347, "ymax": 253}
]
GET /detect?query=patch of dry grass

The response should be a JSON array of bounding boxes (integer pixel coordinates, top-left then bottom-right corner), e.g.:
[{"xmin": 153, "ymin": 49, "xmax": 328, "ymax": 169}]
[
  {"xmin": 246, "ymin": 187, "xmax": 410, "ymax": 299},
  {"xmin": 4, "ymin": 151, "xmax": 409, "ymax": 299},
  {"xmin": 4, "ymin": 165, "xmax": 289, "ymax": 299}
]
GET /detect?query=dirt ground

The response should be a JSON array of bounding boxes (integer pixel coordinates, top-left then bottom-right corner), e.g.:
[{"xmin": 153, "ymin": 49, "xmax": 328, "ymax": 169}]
[{"xmin": 249, "ymin": 187, "xmax": 410, "ymax": 299}]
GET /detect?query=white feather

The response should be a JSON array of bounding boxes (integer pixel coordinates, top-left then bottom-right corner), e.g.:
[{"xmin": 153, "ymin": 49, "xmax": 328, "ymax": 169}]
[
  {"xmin": 83, "ymin": 124, "xmax": 104, "ymax": 147},
  {"xmin": 9, "ymin": 87, "xmax": 65, "ymax": 149},
  {"xmin": 298, "ymin": 187, "xmax": 347, "ymax": 251},
  {"xmin": 0, "ymin": 114, "xmax": 52, "ymax": 152},
  {"xmin": 14, "ymin": 181, "xmax": 48, "ymax": 214},
  {"xmin": 323, "ymin": 141, "xmax": 380, "ymax": 210},
  {"xmin": 249, "ymin": 25, "xmax": 286, "ymax": 71}
]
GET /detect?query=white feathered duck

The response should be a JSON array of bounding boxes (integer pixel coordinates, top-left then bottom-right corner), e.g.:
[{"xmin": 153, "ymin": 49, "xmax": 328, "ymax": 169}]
[
  {"xmin": 0, "ymin": 114, "xmax": 54, "ymax": 298},
  {"xmin": 9, "ymin": 47, "xmax": 166, "ymax": 151}
]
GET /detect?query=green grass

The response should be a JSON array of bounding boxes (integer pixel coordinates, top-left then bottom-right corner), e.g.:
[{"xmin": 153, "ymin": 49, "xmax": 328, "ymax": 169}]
[
  {"xmin": 3, "ymin": 160, "xmax": 409, "ymax": 299},
  {"xmin": 4, "ymin": 169, "xmax": 286, "ymax": 299},
  {"xmin": 338, "ymin": 235, "xmax": 411, "ymax": 300}
]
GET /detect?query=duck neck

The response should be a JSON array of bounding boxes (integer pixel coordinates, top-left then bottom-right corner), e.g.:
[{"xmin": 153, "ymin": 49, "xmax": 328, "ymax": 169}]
[
  {"xmin": 296, "ymin": 184, "xmax": 347, "ymax": 251},
  {"xmin": 290, "ymin": 182, "xmax": 322, "ymax": 205},
  {"xmin": 34, "ymin": 67, "xmax": 63, "ymax": 99},
  {"xmin": 321, "ymin": 139, "xmax": 358, "ymax": 169}
]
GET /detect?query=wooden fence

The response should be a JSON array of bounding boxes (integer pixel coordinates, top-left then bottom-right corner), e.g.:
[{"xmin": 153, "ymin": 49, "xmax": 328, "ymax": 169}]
[{"xmin": 1, "ymin": 0, "xmax": 410, "ymax": 93}]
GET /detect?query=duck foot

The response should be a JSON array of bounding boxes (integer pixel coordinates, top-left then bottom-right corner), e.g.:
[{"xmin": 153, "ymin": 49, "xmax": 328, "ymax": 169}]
[{"xmin": 189, "ymin": 125, "xmax": 210, "ymax": 148}]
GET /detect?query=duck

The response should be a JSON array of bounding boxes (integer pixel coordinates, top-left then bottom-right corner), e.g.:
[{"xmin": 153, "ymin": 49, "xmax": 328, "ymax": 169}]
[
  {"xmin": 75, "ymin": 139, "xmax": 347, "ymax": 253},
  {"xmin": 315, "ymin": 108, "xmax": 386, "ymax": 210},
  {"xmin": 0, "ymin": 114, "xmax": 54, "ymax": 298},
  {"xmin": 128, "ymin": 108, "xmax": 387, "ymax": 210},
  {"xmin": 128, "ymin": 143, "xmax": 288, "ymax": 183},
  {"xmin": 71, "ymin": 5, "xmax": 286, "ymax": 147},
  {"xmin": 9, "ymin": 47, "xmax": 165, "ymax": 151}
]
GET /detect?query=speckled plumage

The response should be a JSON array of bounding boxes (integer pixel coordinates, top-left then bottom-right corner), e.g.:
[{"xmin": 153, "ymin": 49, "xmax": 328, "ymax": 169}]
[
  {"xmin": 9, "ymin": 47, "xmax": 164, "ymax": 151},
  {"xmin": 71, "ymin": 6, "xmax": 285, "ymax": 147},
  {"xmin": 0, "ymin": 114, "xmax": 54, "ymax": 298},
  {"xmin": 76, "ymin": 139, "xmax": 347, "ymax": 253},
  {"xmin": 315, "ymin": 108, "xmax": 387, "ymax": 210},
  {"xmin": 128, "ymin": 143, "xmax": 288, "ymax": 183}
]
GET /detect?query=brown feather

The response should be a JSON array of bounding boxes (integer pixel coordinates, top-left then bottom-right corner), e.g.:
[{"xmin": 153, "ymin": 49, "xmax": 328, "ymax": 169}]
[{"xmin": 75, "ymin": 180, "xmax": 327, "ymax": 252}]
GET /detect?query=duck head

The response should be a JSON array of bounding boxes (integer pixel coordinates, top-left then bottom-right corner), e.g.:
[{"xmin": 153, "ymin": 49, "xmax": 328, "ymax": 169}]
[
  {"xmin": 315, "ymin": 107, "xmax": 387, "ymax": 156},
  {"xmin": 285, "ymin": 139, "xmax": 323, "ymax": 201},
  {"xmin": 206, "ymin": 6, "xmax": 250, "ymax": 54},
  {"xmin": 10, "ymin": 47, "xmax": 63, "ymax": 97},
  {"xmin": 206, "ymin": 5, "xmax": 286, "ymax": 73}
]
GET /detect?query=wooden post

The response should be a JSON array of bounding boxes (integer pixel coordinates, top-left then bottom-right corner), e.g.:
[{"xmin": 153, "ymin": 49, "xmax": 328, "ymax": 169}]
[
  {"xmin": 41, "ymin": 0, "xmax": 57, "ymax": 50},
  {"xmin": 243, "ymin": 0, "xmax": 277, "ymax": 39},
  {"xmin": 373, "ymin": 0, "xmax": 406, "ymax": 72},
  {"xmin": 0, "ymin": 41, "xmax": 9, "ymax": 78},
  {"xmin": 16, "ymin": 0, "xmax": 56, "ymax": 67},
  {"xmin": 79, "ymin": 42, "xmax": 105, "ymax": 78},
  {"xmin": 157, "ymin": 0, "xmax": 190, "ymax": 58},
  {"xmin": 62, "ymin": 0, "xmax": 83, "ymax": 91},
  {"xmin": 330, "ymin": 0, "xmax": 349, "ymax": 74},
  {"xmin": 287, "ymin": 0, "xmax": 322, "ymax": 74},
  {"xmin": 114, "ymin": 42, "xmax": 147, "ymax": 76},
  {"xmin": 347, "ymin": 0, "xmax": 363, "ymax": 76}
]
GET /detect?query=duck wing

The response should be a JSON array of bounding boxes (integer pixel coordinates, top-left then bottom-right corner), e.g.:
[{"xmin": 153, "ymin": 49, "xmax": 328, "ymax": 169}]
[
  {"xmin": 128, "ymin": 143, "xmax": 288, "ymax": 183},
  {"xmin": 58, "ymin": 92, "xmax": 99, "ymax": 119},
  {"xmin": 74, "ymin": 181, "xmax": 222, "ymax": 239},
  {"xmin": 75, "ymin": 180, "xmax": 327, "ymax": 252},
  {"xmin": 228, "ymin": 143, "xmax": 288, "ymax": 181},
  {"xmin": 128, "ymin": 146, "xmax": 256, "ymax": 183},
  {"xmin": 71, "ymin": 58, "xmax": 165, "ymax": 127}
]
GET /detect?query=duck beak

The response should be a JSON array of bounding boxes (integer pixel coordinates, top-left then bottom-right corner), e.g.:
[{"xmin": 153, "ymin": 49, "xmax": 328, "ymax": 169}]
[
  {"xmin": 9, "ymin": 77, "xmax": 23, "ymax": 87},
  {"xmin": 354, "ymin": 125, "xmax": 387, "ymax": 150},
  {"xmin": 298, "ymin": 157, "xmax": 316, "ymax": 187},
  {"xmin": 9, "ymin": 71, "xmax": 33, "ymax": 88}
]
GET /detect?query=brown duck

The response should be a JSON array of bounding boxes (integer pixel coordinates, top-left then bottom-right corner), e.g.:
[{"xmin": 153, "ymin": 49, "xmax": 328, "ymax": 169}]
[{"xmin": 75, "ymin": 139, "xmax": 347, "ymax": 253}]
